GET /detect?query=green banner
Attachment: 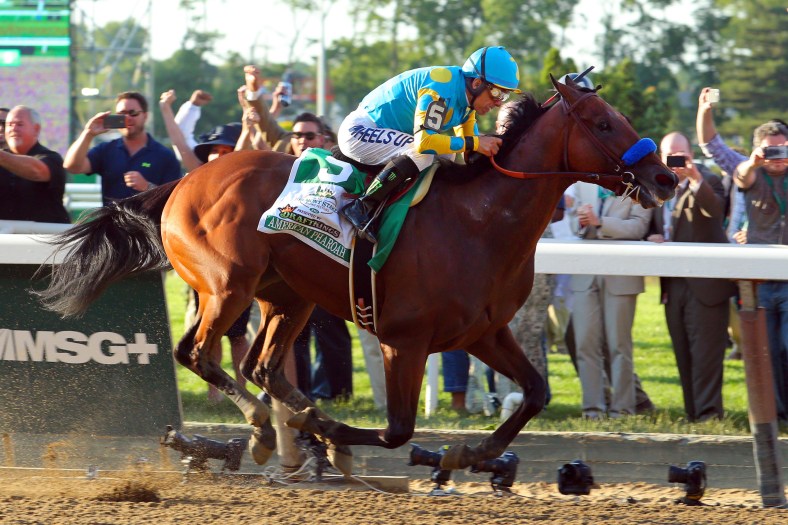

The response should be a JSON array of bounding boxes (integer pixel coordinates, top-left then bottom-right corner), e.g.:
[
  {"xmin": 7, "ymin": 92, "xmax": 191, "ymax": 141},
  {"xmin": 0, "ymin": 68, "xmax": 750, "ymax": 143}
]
[{"xmin": 0, "ymin": 265, "xmax": 182, "ymax": 436}]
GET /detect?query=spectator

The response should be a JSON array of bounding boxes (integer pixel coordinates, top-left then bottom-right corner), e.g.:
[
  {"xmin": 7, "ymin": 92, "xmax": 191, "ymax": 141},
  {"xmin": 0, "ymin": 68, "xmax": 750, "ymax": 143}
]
[
  {"xmin": 647, "ymin": 132, "xmax": 736, "ymax": 421},
  {"xmin": 569, "ymin": 182, "xmax": 652, "ymax": 419},
  {"xmin": 294, "ymin": 306, "xmax": 353, "ymax": 401},
  {"xmin": 336, "ymin": 46, "xmax": 521, "ymax": 242},
  {"xmin": 442, "ymin": 350, "xmax": 470, "ymax": 412},
  {"xmin": 0, "ymin": 107, "xmax": 9, "ymax": 150},
  {"xmin": 0, "ymin": 105, "xmax": 69, "ymax": 223},
  {"xmin": 732, "ymin": 120, "xmax": 788, "ymax": 424},
  {"xmin": 695, "ymin": 87, "xmax": 749, "ymax": 361},
  {"xmin": 695, "ymin": 87, "xmax": 748, "ymax": 244},
  {"xmin": 241, "ymin": 65, "xmax": 299, "ymax": 153},
  {"xmin": 64, "ymin": 91, "xmax": 181, "ymax": 205}
]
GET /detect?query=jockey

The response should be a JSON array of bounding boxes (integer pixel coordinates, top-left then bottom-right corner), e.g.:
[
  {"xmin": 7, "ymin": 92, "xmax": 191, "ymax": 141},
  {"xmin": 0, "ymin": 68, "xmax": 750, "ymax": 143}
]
[{"xmin": 338, "ymin": 46, "xmax": 522, "ymax": 242}]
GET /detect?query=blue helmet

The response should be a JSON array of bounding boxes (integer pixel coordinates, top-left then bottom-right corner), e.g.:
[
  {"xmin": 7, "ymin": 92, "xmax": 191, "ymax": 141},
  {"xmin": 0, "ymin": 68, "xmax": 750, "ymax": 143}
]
[{"xmin": 462, "ymin": 46, "xmax": 522, "ymax": 93}]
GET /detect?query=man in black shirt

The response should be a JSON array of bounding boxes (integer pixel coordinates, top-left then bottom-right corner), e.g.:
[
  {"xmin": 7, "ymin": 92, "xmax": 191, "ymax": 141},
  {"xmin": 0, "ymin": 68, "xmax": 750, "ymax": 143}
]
[{"xmin": 0, "ymin": 105, "xmax": 69, "ymax": 223}]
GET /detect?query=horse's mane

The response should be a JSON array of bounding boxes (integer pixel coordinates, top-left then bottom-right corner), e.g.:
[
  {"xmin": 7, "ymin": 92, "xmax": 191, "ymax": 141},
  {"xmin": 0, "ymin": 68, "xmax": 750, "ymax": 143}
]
[
  {"xmin": 495, "ymin": 93, "xmax": 550, "ymax": 158},
  {"xmin": 441, "ymin": 93, "xmax": 549, "ymax": 180}
]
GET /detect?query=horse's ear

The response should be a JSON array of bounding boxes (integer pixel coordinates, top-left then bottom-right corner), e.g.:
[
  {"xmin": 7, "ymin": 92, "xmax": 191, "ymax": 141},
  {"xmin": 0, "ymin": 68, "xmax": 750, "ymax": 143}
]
[{"xmin": 550, "ymin": 73, "xmax": 576, "ymax": 102}]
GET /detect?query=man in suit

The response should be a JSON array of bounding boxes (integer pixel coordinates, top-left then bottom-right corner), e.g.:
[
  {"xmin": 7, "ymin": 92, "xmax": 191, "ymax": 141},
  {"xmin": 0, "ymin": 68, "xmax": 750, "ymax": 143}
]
[
  {"xmin": 647, "ymin": 132, "xmax": 736, "ymax": 421},
  {"xmin": 570, "ymin": 182, "xmax": 652, "ymax": 418}
]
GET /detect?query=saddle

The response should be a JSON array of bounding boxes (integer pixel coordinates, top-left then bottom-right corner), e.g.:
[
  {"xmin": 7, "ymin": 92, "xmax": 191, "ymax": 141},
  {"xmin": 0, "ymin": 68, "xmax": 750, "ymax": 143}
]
[{"xmin": 329, "ymin": 146, "xmax": 421, "ymax": 204}]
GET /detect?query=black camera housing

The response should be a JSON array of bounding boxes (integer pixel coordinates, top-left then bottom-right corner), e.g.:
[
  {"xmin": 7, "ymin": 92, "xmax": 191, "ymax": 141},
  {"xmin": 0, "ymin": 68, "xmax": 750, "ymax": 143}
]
[
  {"xmin": 408, "ymin": 444, "xmax": 453, "ymax": 487},
  {"xmin": 103, "ymin": 114, "xmax": 127, "ymax": 129},
  {"xmin": 160, "ymin": 425, "xmax": 247, "ymax": 472},
  {"xmin": 557, "ymin": 459, "xmax": 594, "ymax": 495},
  {"xmin": 470, "ymin": 451, "xmax": 519, "ymax": 491},
  {"xmin": 668, "ymin": 460, "xmax": 707, "ymax": 504},
  {"xmin": 666, "ymin": 155, "xmax": 687, "ymax": 168}
]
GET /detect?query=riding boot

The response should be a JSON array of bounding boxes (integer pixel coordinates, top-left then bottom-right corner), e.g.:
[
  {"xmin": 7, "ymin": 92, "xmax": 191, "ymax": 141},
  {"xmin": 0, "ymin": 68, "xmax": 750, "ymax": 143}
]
[{"xmin": 341, "ymin": 155, "xmax": 420, "ymax": 243}]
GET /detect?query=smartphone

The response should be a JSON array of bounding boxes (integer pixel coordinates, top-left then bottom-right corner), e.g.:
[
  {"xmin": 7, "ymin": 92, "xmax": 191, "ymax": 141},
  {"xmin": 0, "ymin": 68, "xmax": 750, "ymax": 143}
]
[
  {"xmin": 666, "ymin": 155, "xmax": 687, "ymax": 168},
  {"xmin": 763, "ymin": 145, "xmax": 788, "ymax": 160},
  {"xmin": 103, "ymin": 114, "xmax": 127, "ymax": 129},
  {"xmin": 707, "ymin": 88, "xmax": 720, "ymax": 105}
]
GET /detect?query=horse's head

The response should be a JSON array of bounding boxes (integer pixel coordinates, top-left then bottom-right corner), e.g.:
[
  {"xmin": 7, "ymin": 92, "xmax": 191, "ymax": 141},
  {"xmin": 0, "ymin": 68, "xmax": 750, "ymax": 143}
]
[{"xmin": 551, "ymin": 75, "xmax": 677, "ymax": 208}]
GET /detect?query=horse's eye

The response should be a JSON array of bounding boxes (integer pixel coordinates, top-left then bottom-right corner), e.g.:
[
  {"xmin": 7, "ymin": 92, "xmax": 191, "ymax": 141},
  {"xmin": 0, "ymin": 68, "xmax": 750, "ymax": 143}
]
[{"xmin": 597, "ymin": 120, "xmax": 612, "ymax": 132}]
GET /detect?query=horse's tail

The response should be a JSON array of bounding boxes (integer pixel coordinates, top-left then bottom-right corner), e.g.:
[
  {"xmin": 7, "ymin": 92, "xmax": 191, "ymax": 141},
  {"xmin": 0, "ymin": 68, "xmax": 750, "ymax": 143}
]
[{"xmin": 34, "ymin": 180, "xmax": 180, "ymax": 317}]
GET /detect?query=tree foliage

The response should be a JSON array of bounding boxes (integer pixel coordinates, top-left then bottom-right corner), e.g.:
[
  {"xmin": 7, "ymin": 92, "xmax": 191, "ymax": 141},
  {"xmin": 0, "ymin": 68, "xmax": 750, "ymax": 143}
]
[{"xmin": 72, "ymin": 0, "xmax": 786, "ymax": 152}]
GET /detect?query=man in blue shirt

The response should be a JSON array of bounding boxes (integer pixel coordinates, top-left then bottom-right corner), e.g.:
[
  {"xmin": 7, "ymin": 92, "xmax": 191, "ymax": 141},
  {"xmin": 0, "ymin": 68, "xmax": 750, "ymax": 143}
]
[
  {"xmin": 64, "ymin": 91, "xmax": 181, "ymax": 205},
  {"xmin": 337, "ymin": 46, "xmax": 521, "ymax": 242}
]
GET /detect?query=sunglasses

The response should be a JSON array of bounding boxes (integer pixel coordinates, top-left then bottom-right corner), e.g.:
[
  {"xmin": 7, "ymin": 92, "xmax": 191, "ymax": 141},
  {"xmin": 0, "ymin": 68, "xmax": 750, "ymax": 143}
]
[
  {"xmin": 292, "ymin": 131, "xmax": 320, "ymax": 140},
  {"xmin": 117, "ymin": 110, "xmax": 143, "ymax": 117},
  {"xmin": 486, "ymin": 83, "xmax": 511, "ymax": 102}
]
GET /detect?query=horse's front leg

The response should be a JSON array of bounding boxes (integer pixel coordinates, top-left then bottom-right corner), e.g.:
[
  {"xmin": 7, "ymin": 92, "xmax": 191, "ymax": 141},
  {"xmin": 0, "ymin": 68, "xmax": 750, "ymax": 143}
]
[
  {"xmin": 286, "ymin": 340, "xmax": 427, "ymax": 451},
  {"xmin": 441, "ymin": 327, "xmax": 546, "ymax": 470}
]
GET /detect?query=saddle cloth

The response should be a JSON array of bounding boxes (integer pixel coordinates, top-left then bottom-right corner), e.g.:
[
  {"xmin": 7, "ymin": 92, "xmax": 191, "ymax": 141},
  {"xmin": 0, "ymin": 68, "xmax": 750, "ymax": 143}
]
[{"xmin": 258, "ymin": 147, "xmax": 436, "ymax": 271}]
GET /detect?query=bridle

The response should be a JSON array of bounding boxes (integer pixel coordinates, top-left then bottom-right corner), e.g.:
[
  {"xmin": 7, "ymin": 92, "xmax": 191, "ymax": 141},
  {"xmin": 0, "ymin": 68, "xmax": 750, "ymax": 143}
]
[{"xmin": 489, "ymin": 90, "xmax": 654, "ymax": 200}]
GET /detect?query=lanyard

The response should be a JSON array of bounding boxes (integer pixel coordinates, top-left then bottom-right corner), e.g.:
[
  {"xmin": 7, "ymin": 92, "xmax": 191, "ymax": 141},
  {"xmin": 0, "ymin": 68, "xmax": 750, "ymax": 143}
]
[
  {"xmin": 597, "ymin": 186, "xmax": 614, "ymax": 216},
  {"xmin": 764, "ymin": 174, "xmax": 788, "ymax": 216}
]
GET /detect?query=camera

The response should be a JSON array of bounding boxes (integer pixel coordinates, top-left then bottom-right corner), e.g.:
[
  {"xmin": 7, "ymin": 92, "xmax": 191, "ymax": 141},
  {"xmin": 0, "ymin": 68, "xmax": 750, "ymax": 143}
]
[
  {"xmin": 278, "ymin": 72, "xmax": 293, "ymax": 107},
  {"xmin": 707, "ymin": 88, "xmax": 720, "ymax": 104},
  {"xmin": 103, "ymin": 114, "xmax": 127, "ymax": 129},
  {"xmin": 668, "ymin": 460, "xmax": 706, "ymax": 504},
  {"xmin": 666, "ymin": 155, "xmax": 687, "ymax": 168},
  {"xmin": 557, "ymin": 460, "xmax": 594, "ymax": 495},
  {"xmin": 408, "ymin": 444, "xmax": 453, "ymax": 488},
  {"xmin": 763, "ymin": 145, "xmax": 788, "ymax": 160},
  {"xmin": 160, "ymin": 425, "xmax": 247, "ymax": 472},
  {"xmin": 470, "ymin": 451, "xmax": 519, "ymax": 492}
]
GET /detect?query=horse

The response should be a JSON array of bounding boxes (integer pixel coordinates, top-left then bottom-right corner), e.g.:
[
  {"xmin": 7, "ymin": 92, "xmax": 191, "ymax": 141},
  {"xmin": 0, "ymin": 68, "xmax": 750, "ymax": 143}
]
[{"xmin": 36, "ymin": 76, "xmax": 676, "ymax": 473}]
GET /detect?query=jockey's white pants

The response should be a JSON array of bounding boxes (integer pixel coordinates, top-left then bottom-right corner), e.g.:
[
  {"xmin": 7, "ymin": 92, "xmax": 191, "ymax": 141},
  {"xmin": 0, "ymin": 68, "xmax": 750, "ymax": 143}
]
[{"xmin": 339, "ymin": 109, "xmax": 451, "ymax": 172}]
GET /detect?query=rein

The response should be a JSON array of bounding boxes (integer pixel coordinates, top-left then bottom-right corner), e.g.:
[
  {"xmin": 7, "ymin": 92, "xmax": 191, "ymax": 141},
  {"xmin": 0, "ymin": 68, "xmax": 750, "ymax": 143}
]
[
  {"xmin": 489, "ymin": 91, "xmax": 652, "ymax": 191},
  {"xmin": 489, "ymin": 155, "xmax": 612, "ymax": 184}
]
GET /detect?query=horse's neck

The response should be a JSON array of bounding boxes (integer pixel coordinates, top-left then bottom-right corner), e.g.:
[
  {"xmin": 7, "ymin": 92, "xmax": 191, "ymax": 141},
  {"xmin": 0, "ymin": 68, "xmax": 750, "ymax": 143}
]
[{"xmin": 476, "ymin": 116, "xmax": 568, "ymax": 228}]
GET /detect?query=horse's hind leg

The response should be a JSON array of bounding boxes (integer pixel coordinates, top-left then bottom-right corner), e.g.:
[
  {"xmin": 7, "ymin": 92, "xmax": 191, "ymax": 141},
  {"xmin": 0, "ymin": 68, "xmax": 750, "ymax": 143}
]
[
  {"xmin": 175, "ymin": 287, "xmax": 277, "ymax": 464},
  {"xmin": 441, "ymin": 327, "xmax": 546, "ymax": 469}
]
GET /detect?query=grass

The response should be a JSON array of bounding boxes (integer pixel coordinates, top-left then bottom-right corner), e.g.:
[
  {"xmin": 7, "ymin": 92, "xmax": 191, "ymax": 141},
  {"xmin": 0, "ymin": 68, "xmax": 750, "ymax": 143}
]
[{"xmin": 165, "ymin": 272, "xmax": 781, "ymax": 437}]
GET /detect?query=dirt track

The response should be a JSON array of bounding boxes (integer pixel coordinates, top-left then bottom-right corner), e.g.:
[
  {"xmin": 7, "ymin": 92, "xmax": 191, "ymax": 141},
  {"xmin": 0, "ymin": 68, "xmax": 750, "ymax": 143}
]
[{"xmin": 0, "ymin": 469, "xmax": 784, "ymax": 524}]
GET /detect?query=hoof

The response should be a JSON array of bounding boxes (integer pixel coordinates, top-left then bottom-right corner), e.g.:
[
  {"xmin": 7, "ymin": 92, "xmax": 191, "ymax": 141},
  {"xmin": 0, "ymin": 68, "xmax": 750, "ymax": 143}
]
[
  {"xmin": 328, "ymin": 444, "xmax": 353, "ymax": 476},
  {"xmin": 439, "ymin": 444, "xmax": 475, "ymax": 470},
  {"xmin": 249, "ymin": 422, "xmax": 277, "ymax": 465},
  {"xmin": 286, "ymin": 406, "xmax": 317, "ymax": 432}
]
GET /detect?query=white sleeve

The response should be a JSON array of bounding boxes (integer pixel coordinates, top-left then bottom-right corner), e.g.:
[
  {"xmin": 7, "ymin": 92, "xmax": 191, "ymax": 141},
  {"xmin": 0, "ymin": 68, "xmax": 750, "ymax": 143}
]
[{"xmin": 174, "ymin": 101, "xmax": 201, "ymax": 152}]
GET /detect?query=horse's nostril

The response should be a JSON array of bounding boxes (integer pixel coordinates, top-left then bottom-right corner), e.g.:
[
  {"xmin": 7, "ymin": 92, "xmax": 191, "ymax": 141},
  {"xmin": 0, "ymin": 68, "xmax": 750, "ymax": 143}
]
[{"xmin": 656, "ymin": 173, "xmax": 675, "ymax": 187}]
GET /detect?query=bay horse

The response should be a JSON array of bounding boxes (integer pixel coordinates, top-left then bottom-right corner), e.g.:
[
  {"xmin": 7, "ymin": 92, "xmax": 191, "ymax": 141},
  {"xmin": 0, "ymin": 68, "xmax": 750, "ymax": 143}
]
[{"xmin": 36, "ymin": 76, "xmax": 676, "ymax": 473}]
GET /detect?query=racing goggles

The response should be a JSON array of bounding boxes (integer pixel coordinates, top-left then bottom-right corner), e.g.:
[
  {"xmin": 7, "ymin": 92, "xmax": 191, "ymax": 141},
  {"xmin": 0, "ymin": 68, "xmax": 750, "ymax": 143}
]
[{"xmin": 486, "ymin": 83, "xmax": 512, "ymax": 102}]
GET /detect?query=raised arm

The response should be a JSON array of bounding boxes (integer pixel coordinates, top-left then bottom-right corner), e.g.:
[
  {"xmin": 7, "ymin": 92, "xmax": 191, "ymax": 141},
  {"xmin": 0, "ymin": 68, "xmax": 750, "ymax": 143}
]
[
  {"xmin": 64, "ymin": 111, "xmax": 110, "ymax": 174},
  {"xmin": 242, "ymin": 65, "xmax": 290, "ymax": 149},
  {"xmin": 159, "ymin": 89, "xmax": 203, "ymax": 172}
]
